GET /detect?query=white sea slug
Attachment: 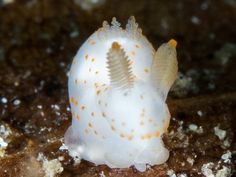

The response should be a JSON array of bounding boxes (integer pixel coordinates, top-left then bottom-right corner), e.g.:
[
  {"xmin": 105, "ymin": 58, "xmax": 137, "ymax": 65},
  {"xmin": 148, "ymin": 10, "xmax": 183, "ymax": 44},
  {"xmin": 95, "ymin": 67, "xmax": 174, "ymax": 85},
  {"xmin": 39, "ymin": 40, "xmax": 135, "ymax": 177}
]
[{"xmin": 65, "ymin": 16, "xmax": 178, "ymax": 172}]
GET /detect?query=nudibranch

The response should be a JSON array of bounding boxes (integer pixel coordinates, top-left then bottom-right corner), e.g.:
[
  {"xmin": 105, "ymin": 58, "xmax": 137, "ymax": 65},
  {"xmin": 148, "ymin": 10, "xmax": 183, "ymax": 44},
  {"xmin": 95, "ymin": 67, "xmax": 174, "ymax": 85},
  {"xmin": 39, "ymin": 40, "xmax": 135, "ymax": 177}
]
[{"xmin": 65, "ymin": 16, "xmax": 178, "ymax": 172}]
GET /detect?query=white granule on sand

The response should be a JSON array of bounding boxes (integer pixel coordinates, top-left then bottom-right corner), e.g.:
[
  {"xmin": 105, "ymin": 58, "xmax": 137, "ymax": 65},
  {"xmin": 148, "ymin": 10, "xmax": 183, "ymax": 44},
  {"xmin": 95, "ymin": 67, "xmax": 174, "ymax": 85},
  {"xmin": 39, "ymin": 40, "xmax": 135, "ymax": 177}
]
[
  {"xmin": 0, "ymin": 137, "xmax": 7, "ymax": 157},
  {"xmin": 197, "ymin": 110, "xmax": 203, "ymax": 117},
  {"xmin": 223, "ymin": 138, "xmax": 230, "ymax": 148},
  {"xmin": 188, "ymin": 124, "xmax": 203, "ymax": 134},
  {"xmin": 201, "ymin": 162, "xmax": 214, "ymax": 177},
  {"xmin": 2, "ymin": 0, "xmax": 14, "ymax": 5},
  {"xmin": 99, "ymin": 171, "xmax": 106, "ymax": 177},
  {"xmin": 214, "ymin": 125, "xmax": 226, "ymax": 140},
  {"xmin": 201, "ymin": 162, "xmax": 231, "ymax": 177},
  {"xmin": 178, "ymin": 174, "xmax": 187, "ymax": 177},
  {"xmin": 221, "ymin": 151, "xmax": 232, "ymax": 163},
  {"xmin": 167, "ymin": 169, "xmax": 176, "ymax": 177},
  {"xmin": 59, "ymin": 143, "xmax": 81, "ymax": 165},
  {"xmin": 37, "ymin": 153, "xmax": 63, "ymax": 177},
  {"xmin": 187, "ymin": 157, "xmax": 194, "ymax": 166},
  {"xmin": 215, "ymin": 166, "xmax": 231, "ymax": 177},
  {"xmin": 0, "ymin": 124, "xmax": 12, "ymax": 157},
  {"xmin": 1, "ymin": 97, "xmax": 8, "ymax": 104}
]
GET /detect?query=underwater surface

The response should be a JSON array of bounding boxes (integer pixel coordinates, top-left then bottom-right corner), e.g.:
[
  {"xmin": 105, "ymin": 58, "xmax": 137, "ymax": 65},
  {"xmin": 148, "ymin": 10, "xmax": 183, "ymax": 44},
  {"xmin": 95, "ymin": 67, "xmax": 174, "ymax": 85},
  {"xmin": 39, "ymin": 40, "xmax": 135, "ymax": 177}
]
[{"xmin": 0, "ymin": 0, "xmax": 235, "ymax": 176}]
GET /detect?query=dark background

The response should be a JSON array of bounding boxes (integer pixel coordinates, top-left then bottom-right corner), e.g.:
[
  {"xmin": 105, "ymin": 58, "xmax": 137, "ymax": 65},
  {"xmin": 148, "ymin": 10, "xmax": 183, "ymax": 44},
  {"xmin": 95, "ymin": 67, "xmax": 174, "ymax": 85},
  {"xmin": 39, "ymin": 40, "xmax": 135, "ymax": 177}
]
[{"xmin": 0, "ymin": 0, "xmax": 235, "ymax": 176}]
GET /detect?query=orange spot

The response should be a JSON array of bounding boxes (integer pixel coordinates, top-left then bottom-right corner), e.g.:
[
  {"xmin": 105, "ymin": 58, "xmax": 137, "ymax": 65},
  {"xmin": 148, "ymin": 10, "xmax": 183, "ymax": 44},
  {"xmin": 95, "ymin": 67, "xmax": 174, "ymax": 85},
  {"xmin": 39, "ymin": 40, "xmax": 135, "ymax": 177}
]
[
  {"xmin": 70, "ymin": 97, "xmax": 78, "ymax": 105},
  {"xmin": 74, "ymin": 100, "xmax": 78, "ymax": 106},
  {"xmin": 84, "ymin": 80, "xmax": 87, "ymax": 84},
  {"xmin": 76, "ymin": 115, "xmax": 80, "ymax": 121},
  {"xmin": 146, "ymin": 133, "xmax": 152, "ymax": 139},
  {"xmin": 135, "ymin": 44, "xmax": 140, "ymax": 48},
  {"xmin": 128, "ymin": 135, "xmax": 133, "ymax": 141},
  {"xmin": 74, "ymin": 79, "xmax": 78, "ymax": 84},
  {"xmin": 168, "ymin": 39, "xmax": 177, "ymax": 48},
  {"xmin": 70, "ymin": 97, "xmax": 74, "ymax": 104},
  {"xmin": 85, "ymin": 54, "xmax": 89, "ymax": 60},
  {"xmin": 91, "ymin": 58, "xmax": 95, "ymax": 62},
  {"xmin": 96, "ymin": 90, "xmax": 101, "ymax": 95},
  {"xmin": 155, "ymin": 131, "xmax": 160, "ymax": 137},
  {"xmin": 164, "ymin": 122, "xmax": 169, "ymax": 133},
  {"xmin": 102, "ymin": 112, "xmax": 106, "ymax": 118},
  {"xmin": 89, "ymin": 39, "xmax": 96, "ymax": 45},
  {"xmin": 111, "ymin": 42, "xmax": 121, "ymax": 49},
  {"xmin": 91, "ymin": 112, "xmax": 95, "ymax": 117},
  {"xmin": 140, "ymin": 135, "xmax": 145, "ymax": 140},
  {"xmin": 144, "ymin": 68, "xmax": 149, "ymax": 74},
  {"xmin": 94, "ymin": 82, "xmax": 99, "ymax": 88},
  {"xmin": 81, "ymin": 105, "xmax": 85, "ymax": 110},
  {"xmin": 120, "ymin": 133, "xmax": 125, "ymax": 138},
  {"xmin": 88, "ymin": 122, "xmax": 93, "ymax": 128},
  {"xmin": 111, "ymin": 125, "xmax": 116, "ymax": 131}
]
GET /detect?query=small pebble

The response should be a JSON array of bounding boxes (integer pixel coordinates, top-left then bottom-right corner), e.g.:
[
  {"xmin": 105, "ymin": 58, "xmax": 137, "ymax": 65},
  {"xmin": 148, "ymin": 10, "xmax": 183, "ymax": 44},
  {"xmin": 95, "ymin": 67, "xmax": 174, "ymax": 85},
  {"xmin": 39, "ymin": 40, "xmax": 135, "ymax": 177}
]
[
  {"xmin": 1, "ymin": 97, "xmax": 8, "ymax": 104},
  {"xmin": 13, "ymin": 99, "xmax": 21, "ymax": 106}
]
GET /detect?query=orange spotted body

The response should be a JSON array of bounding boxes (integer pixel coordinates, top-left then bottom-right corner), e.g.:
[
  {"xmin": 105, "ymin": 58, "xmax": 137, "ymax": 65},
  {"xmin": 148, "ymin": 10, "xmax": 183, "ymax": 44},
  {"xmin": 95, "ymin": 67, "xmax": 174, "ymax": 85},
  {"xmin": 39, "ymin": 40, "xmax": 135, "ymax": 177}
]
[{"xmin": 65, "ymin": 17, "xmax": 178, "ymax": 172}]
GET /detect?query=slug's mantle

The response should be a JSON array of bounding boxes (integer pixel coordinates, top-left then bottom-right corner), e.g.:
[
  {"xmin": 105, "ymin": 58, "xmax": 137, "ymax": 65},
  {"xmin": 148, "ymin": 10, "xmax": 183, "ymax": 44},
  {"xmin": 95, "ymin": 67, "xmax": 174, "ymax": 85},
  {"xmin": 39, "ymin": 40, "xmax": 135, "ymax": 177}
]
[{"xmin": 65, "ymin": 16, "xmax": 178, "ymax": 172}]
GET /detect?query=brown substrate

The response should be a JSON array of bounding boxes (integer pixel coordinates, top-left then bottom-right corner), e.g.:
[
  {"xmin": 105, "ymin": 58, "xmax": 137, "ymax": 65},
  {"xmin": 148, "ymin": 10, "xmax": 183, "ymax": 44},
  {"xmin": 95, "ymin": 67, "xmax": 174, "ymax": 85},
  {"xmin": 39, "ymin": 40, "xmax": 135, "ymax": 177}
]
[{"xmin": 0, "ymin": 0, "xmax": 235, "ymax": 176}]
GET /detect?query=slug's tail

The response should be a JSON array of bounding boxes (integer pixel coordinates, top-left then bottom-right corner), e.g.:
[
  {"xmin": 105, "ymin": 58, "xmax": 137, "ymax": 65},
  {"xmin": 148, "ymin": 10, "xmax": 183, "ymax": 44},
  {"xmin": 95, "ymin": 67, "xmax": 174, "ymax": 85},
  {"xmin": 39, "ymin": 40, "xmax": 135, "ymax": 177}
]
[{"xmin": 151, "ymin": 39, "xmax": 178, "ymax": 100}]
